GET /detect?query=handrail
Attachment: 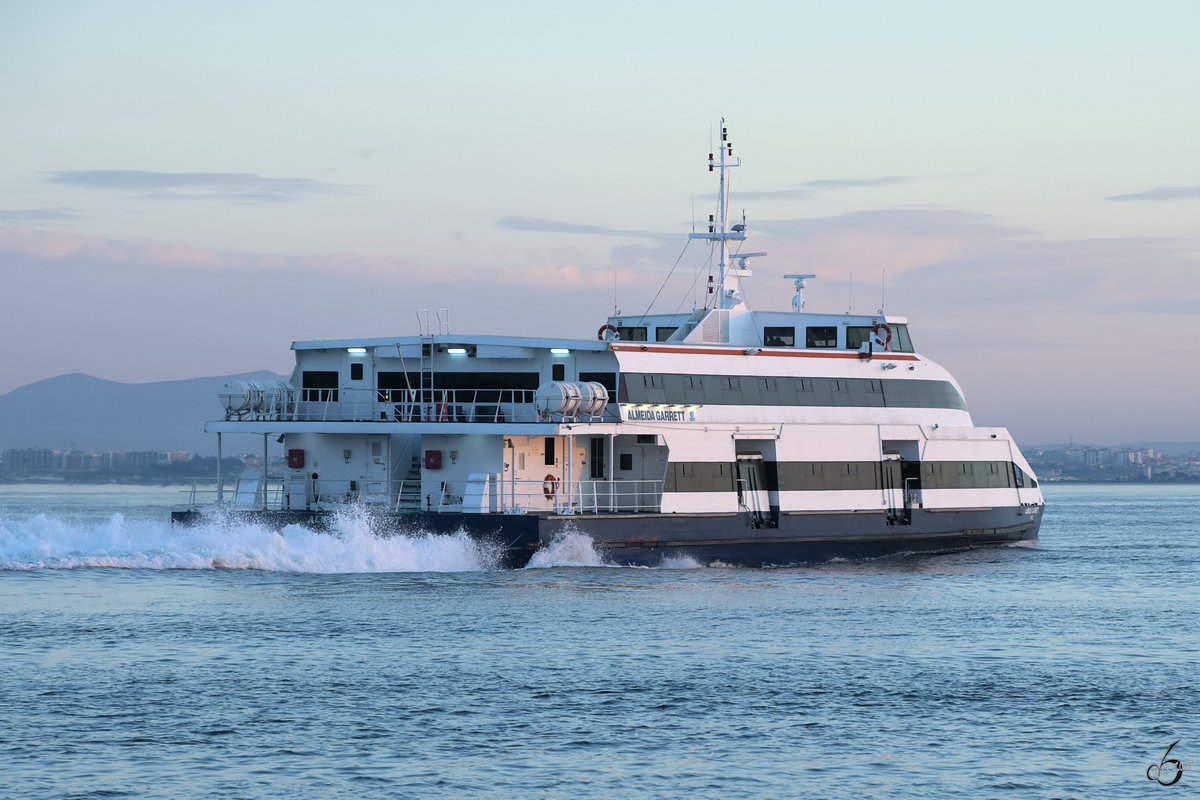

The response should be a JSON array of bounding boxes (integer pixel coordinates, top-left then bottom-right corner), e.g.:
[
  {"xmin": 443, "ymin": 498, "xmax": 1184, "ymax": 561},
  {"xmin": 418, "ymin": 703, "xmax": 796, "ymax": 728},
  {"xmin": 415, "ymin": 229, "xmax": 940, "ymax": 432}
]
[
  {"xmin": 176, "ymin": 476, "xmax": 663, "ymax": 515},
  {"xmin": 229, "ymin": 385, "xmax": 620, "ymax": 424}
]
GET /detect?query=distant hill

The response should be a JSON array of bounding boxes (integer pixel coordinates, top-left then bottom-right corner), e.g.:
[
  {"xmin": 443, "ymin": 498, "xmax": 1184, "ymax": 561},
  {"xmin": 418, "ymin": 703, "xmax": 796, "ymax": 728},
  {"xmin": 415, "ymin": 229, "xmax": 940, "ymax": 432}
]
[{"xmin": 0, "ymin": 372, "xmax": 287, "ymax": 456}]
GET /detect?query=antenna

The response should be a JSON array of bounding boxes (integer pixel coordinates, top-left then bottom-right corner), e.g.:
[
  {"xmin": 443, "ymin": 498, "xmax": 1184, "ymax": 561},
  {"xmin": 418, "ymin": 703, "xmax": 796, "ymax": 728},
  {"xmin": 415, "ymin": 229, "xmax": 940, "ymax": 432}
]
[
  {"xmin": 847, "ymin": 271, "xmax": 854, "ymax": 314},
  {"xmin": 784, "ymin": 274, "xmax": 817, "ymax": 312},
  {"xmin": 689, "ymin": 119, "xmax": 761, "ymax": 316},
  {"xmin": 880, "ymin": 268, "xmax": 886, "ymax": 315},
  {"xmin": 613, "ymin": 267, "xmax": 619, "ymax": 315}
]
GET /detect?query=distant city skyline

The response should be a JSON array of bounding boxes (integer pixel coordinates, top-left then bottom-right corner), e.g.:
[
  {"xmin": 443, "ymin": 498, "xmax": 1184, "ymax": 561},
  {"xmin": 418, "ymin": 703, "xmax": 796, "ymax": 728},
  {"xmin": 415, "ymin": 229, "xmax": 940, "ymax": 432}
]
[{"xmin": 2, "ymin": 2, "xmax": 1198, "ymax": 446}]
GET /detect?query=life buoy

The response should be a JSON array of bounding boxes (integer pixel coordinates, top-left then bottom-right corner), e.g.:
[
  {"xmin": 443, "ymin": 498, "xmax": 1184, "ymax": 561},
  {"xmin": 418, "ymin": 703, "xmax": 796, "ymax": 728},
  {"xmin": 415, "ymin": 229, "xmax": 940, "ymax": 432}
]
[
  {"xmin": 598, "ymin": 324, "xmax": 618, "ymax": 341},
  {"xmin": 543, "ymin": 474, "xmax": 558, "ymax": 499},
  {"xmin": 871, "ymin": 323, "xmax": 892, "ymax": 351}
]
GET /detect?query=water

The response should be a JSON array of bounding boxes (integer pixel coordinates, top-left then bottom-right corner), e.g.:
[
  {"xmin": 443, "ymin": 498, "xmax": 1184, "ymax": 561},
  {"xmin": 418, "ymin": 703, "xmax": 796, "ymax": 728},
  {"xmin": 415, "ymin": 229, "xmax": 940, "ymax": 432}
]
[{"xmin": 1, "ymin": 483, "xmax": 1197, "ymax": 799}]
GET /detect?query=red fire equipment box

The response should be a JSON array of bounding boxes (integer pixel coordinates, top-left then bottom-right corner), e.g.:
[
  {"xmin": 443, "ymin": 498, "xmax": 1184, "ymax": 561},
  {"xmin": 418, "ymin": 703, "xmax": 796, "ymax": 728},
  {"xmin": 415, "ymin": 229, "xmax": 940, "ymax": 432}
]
[{"xmin": 424, "ymin": 450, "xmax": 442, "ymax": 470}]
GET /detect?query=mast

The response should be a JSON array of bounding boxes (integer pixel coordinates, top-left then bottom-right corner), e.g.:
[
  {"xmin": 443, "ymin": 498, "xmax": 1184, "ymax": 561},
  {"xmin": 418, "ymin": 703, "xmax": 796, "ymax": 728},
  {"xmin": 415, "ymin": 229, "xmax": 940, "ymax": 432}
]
[{"xmin": 688, "ymin": 120, "xmax": 766, "ymax": 321}]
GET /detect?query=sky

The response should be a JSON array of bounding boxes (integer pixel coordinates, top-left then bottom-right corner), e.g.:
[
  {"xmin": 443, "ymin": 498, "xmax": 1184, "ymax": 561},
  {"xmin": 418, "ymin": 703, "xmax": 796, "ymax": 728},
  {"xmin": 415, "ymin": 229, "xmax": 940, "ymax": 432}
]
[{"xmin": 2, "ymin": 0, "xmax": 1198, "ymax": 446}]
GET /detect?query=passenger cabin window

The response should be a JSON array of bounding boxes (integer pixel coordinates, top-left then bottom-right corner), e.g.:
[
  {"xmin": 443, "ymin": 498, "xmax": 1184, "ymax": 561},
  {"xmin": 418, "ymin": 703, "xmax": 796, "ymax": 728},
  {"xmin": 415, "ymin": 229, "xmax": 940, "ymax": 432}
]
[
  {"xmin": 806, "ymin": 326, "xmax": 837, "ymax": 348},
  {"xmin": 619, "ymin": 453, "xmax": 633, "ymax": 471},
  {"xmin": 301, "ymin": 371, "xmax": 339, "ymax": 402},
  {"xmin": 350, "ymin": 362, "xmax": 363, "ymax": 381},
  {"xmin": 764, "ymin": 326, "xmax": 795, "ymax": 347},
  {"xmin": 655, "ymin": 327, "xmax": 678, "ymax": 342},
  {"xmin": 589, "ymin": 438, "xmax": 605, "ymax": 479},
  {"xmin": 616, "ymin": 326, "xmax": 647, "ymax": 341},
  {"xmin": 552, "ymin": 363, "xmax": 565, "ymax": 381},
  {"xmin": 579, "ymin": 372, "xmax": 617, "ymax": 391}
]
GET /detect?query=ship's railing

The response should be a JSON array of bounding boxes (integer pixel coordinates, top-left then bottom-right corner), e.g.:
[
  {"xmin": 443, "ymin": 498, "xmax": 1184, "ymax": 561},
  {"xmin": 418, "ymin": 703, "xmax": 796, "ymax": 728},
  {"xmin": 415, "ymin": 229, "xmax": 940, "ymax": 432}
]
[
  {"xmin": 176, "ymin": 476, "xmax": 663, "ymax": 515},
  {"xmin": 443, "ymin": 477, "xmax": 663, "ymax": 514},
  {"xmin": 176, "ymin": 476, "xmax": 289, "ymax": 511},
  {"xmin": 176, "ymin": 476, "xmax": 395, "ymax": 512},
  {"xmin": 563, "ymin": 479, "xmax": 664, "ymax": 515},
  {"xmin": 282, "ymin": 386, "xmax": 619, "ymax": 424}
]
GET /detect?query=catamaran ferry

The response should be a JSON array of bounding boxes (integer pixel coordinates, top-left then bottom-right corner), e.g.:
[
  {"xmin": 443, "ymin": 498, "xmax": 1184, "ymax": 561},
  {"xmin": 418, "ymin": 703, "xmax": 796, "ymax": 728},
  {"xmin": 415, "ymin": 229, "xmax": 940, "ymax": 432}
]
[{"xmin": 173, "ymin": 123, "xmax": 1044, "ymax": 567}]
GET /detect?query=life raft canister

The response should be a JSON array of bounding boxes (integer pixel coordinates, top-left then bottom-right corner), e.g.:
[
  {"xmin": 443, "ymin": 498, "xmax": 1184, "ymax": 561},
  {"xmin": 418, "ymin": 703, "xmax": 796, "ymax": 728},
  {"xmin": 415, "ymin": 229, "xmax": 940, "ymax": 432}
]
[
  {"xmin": 871, "ymin": 323, "xmax": 892, "ymax": 351},
  {"xmin": 543, "ymin": 474, "xmax": 559, "ymax": 499},
  {"xmin": 597, "ymin": 324, "xmax": 618, "ymax": 341}
]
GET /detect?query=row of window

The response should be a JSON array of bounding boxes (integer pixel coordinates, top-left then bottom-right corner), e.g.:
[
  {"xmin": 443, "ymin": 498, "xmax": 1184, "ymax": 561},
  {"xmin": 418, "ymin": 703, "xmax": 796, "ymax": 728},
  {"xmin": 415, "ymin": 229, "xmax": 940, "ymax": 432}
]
[
  {"xmin": 302, "ymin": 369, "xmax": 621, "ymax": 404},
  {"xmin": 621, "ymin": 373, "xmax": 967, "ymax": 411},
  {"xmin": 302, "ymin": 367, "xmax": 966, "ymax": 413},
  {"xmin": 614, "ymin": 324, "xmax": 914, "ymax": 351},
  {"xmin": 664, "ymin": 460, "xmax": 1029, "ymax": 493}
]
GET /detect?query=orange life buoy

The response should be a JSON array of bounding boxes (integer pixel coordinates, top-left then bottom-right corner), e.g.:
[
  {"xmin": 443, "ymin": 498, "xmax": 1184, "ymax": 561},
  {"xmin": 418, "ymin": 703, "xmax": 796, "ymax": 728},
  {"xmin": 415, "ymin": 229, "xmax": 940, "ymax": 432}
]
[
  {"xmin": 543, "ymin": 474, "xmax": 558, "ymax": 499},
  {"xmin": 871, "ymin": 323, "xmax": 892, "ymax": 351},
  {"xmin": 598, "ymin": 323, "xmax": 618, "ymax": 341}
]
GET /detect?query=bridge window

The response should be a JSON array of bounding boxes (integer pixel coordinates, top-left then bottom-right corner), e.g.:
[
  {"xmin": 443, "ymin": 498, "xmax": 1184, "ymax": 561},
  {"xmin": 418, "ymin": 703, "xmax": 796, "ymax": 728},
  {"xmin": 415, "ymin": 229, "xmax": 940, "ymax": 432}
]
[
  {"xmin": 616, "ymin": 326, "xmax": 647, "ymax": 341},
  {"xmin": 655, "ymin": 327, "xmax": 678, "ymax": 341},
  {"xmin": 764, "ymin": 326, "xmax": 795, "ymax": 347},
  {"xmin": 806, "ymin": 326, "xmax": 836, "ymax": 348},
  {"xmin": 846, "ymin": 327, "xmax": 873, "ymax": 349},
  {"xmin": 890, "ymin": 324, "xmax": 915, "ymax": 353}
]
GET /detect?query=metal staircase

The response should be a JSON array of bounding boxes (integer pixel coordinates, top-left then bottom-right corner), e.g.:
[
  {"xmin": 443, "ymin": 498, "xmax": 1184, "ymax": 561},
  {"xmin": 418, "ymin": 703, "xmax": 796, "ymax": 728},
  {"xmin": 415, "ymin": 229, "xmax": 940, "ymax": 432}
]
[{"xmin": 395, "ymin": 456, "xmax": 423, "ymax": 511}]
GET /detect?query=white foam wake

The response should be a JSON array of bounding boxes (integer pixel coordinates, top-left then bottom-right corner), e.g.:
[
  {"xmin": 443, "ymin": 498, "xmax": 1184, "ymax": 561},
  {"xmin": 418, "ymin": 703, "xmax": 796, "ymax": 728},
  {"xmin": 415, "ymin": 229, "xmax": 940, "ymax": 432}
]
[
  {"xmin": 523, "ymin": 531, "xmax": 705, "ymax": 569},
  {"xmin": 525, "ymin": 531, "xmax": 610, "ymax": 568},
  {"xmin": 0, "ymin": 512, "xmax": 500, "ymax": 573}
]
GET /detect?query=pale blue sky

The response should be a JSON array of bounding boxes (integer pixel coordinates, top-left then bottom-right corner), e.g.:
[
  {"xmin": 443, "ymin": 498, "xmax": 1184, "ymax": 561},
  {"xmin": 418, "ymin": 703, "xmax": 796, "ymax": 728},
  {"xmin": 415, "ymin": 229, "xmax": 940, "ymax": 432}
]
[{"xmin": 2, "ymin": 1, "xmax": 1198, "ymax": 444}]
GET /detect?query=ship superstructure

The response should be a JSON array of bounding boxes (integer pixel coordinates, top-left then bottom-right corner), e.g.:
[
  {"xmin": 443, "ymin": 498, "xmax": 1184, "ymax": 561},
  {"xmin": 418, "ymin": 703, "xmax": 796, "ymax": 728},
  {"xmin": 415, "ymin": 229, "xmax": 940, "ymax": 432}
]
[{"xmin": 174, "ymin": 123, "xmax": 1044, "ymax": 566}]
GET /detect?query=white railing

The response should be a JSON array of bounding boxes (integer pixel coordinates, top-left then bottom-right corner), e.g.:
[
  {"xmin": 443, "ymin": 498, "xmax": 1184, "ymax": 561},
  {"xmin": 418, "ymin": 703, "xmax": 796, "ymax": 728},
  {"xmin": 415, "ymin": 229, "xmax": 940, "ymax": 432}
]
[
  {"xmin": 178, "ymin": 477, "xmax": 393, "ymax": 512},
  {"xmin": 228, "ymin": 386, "xmax": 620, "ymax": 425},
  {"xmin": 437, "ymin": 477, "xmax": 663, "ymax": 515},
  {"xmin": 178, "ymin": 476, "xmax": 663, "ymax": 515}
]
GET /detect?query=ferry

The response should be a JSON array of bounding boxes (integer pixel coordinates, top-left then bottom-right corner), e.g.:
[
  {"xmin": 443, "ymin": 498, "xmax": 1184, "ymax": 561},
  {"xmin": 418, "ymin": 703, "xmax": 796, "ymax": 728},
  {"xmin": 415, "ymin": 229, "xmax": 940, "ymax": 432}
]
[{"xmin": 173, "ymin": 123, "xmax": 1045, "ymax": 567}]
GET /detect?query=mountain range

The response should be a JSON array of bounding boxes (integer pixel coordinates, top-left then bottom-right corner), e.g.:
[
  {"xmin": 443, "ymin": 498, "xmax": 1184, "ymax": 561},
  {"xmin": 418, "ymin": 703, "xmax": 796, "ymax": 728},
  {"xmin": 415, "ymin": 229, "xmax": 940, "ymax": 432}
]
[{"xmin": 0, "ymin": 372, "xmax": 286, "ymax": 457}]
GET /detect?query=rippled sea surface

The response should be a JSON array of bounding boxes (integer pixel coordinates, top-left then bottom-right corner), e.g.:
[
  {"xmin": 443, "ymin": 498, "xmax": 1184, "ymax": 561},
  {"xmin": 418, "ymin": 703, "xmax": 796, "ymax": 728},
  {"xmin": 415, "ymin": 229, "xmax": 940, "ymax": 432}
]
[{"xmin": 2, "ymin": 483, "xmax": 1197, "ymax": 799}]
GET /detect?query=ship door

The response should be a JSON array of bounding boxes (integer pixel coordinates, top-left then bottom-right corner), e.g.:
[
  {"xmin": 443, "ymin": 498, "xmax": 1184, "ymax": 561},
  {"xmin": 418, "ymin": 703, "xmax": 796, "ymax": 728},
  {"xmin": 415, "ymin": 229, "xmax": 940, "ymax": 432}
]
[
  {"xmin": 900, "ymin": 459, "xmax": 922, "ymax": 522},
  {"xmin": 736, "ymin": 454, "xmax": 767, "ymax": 528},
  {"xmin": 362, "ymin": 437, "xmax": 389, "ymax": 504}
]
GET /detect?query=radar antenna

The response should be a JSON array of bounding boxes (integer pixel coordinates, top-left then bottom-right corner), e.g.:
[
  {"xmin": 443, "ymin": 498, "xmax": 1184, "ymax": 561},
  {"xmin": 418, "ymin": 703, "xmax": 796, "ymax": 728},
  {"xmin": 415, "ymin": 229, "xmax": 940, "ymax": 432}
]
[{"xmin": 784, "ymin": 274, "xmax": 817, "ymax": 312}]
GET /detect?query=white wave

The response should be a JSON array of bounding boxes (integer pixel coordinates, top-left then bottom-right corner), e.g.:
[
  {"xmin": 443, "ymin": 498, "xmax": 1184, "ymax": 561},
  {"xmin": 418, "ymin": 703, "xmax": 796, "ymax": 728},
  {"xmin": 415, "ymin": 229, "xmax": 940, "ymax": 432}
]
[
  {"xmin": 524, "ymin": 531, "xmax": 609, "ymax": 568},
  {"xmin": 658, "ymin": 553, "xmax": 703, "ymax": 569},
  {"xmin": 0, "ymin": 511, "xmax": 500, "ymax": 573}
]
